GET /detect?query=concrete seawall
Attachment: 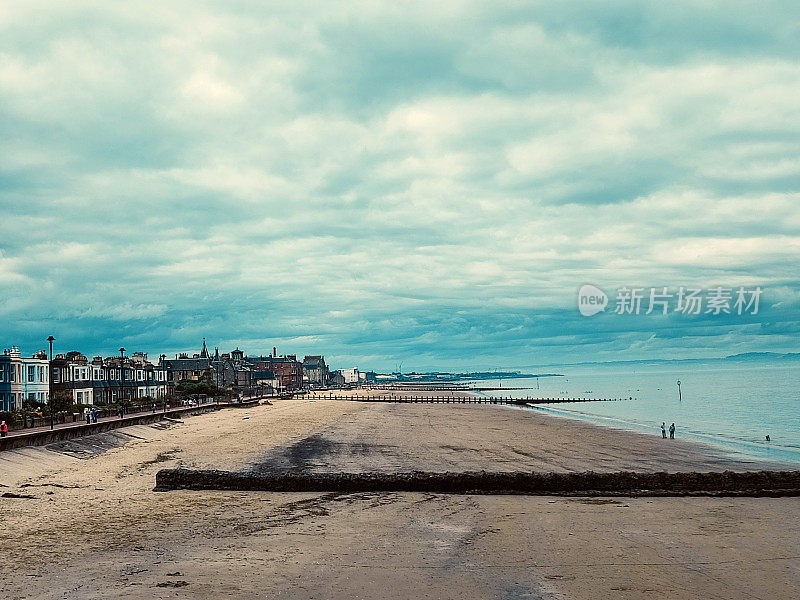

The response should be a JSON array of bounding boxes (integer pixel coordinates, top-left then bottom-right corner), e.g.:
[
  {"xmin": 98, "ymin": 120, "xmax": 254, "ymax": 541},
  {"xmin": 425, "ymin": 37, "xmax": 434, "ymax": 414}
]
[
  {"xmin": 154, "ymin": 468, "xmax": 800, "ymax": 497},
  {"xmin": 0, "ymin": 399, "xmax": 262, "ymax": 452}
]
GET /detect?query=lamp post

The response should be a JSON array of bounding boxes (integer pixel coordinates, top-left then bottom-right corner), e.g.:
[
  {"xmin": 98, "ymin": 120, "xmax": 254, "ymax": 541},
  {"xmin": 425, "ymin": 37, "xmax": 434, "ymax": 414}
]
[
  {"xmin": 119, "ymin": 347, "xmax": 126, "ymax": 411},
  {"xmin": 47, "ymin": 336, "xmax": 55, "ymax": 430},
  {"xmin": 159, "ymin": 354, "xmax": 167, "ymax": 413}
]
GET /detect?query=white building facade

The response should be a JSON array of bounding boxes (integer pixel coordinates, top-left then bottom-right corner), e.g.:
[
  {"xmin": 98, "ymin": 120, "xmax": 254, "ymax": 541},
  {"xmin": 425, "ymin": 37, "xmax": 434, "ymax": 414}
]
[
  {"xmin": 341, "ymin": 368, "xmax": 361, "ymax": 384},
  {"xmin": 22, "ymin": 352, "xmax": 50, "ymax": 405}
]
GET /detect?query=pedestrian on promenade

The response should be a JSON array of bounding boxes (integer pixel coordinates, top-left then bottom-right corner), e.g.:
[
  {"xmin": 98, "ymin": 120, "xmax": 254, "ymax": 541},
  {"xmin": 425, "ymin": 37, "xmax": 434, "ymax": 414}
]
[
  {"xmin": 85, "ymin": 408, "xmax": 91, "ymax": 425},
  {"xmin": 0, "ymin": 420, "xmax": 8, "ymax": 437},
  {"xmin": 92, "ymin": 409, "xmax": 98, "ymax": 423},
  {"xmin": 152, "ymin": 402, "xmax": 156, "ymax": 413},
  {"xmin": 669, "ymin": 423, "xmax": 675, "ymax": 439},
  {"xmin": 661, "ymin": 422, "xmax": 667, "ymax": 438}
]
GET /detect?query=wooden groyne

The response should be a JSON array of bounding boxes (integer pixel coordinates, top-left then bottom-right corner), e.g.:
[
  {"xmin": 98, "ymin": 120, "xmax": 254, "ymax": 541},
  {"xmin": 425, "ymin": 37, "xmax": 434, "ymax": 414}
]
[
  {"xmin": 155, "ymin": 468, "xmax": 800, "ymax": 497},
  {"xmin": 323, "ymin": 395, "xmax": 631, "ymax": 405}
]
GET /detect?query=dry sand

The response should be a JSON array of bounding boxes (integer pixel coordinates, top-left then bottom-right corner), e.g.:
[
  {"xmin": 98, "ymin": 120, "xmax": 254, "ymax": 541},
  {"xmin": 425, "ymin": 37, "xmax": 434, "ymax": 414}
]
[{"xmin": 1, "ymin": 395, "xmax": 799, "ymax": 599}]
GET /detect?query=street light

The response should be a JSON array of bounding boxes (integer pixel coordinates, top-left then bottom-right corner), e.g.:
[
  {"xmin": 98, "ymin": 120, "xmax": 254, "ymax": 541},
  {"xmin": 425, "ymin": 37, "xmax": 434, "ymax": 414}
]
[
  {"xmin": 119, "ymin": 347, "xmax": 126, "ymax": 410},
  {"xmin": 47, "ymin": 336, "xmax": 55, "ymax": 430}
]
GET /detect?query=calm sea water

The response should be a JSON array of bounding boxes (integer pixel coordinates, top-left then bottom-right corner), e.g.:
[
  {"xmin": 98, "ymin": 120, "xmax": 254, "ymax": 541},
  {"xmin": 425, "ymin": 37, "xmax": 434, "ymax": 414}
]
[{"xmin": 473, "ymin": 361, "xmax": 800, "ymax": 465}]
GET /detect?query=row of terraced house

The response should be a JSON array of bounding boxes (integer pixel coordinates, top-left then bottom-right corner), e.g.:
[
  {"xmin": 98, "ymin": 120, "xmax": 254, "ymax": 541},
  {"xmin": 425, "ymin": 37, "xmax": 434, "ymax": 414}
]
[
  {"xmin": 167, "ymin": 342, "xmax": 330, "ymax": 396},
  {"xmin": 1, "ymin": 346, "xmax": 171, "ymax": 412},
  {"xmin": 1, "ymin": 340, "xmax": 332, "ymax": 412}
]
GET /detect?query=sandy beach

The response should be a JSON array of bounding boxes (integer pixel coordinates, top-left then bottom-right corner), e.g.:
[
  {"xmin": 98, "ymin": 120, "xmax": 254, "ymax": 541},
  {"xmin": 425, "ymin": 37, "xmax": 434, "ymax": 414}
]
[{"xmin": 2, "ymin": 394, "xmax": 799, "ymax": 599}]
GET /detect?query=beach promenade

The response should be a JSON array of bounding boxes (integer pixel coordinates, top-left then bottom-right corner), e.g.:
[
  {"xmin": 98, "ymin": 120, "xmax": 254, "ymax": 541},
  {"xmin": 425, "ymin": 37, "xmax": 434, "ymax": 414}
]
[{"xmin": 1, "ymin": 392, "xmax": 799, "ymax": 599}]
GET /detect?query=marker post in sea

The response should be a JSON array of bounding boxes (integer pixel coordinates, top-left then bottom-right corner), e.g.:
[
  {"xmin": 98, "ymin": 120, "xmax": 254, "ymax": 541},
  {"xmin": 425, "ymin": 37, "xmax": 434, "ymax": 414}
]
[{"xmin": 677, "ymin": 380, "xmax": 682, "ymax": 402}]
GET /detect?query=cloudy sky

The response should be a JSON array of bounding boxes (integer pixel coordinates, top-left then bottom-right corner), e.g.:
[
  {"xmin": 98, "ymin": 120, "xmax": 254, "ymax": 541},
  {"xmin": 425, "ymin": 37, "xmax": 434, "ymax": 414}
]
[{"xmin": 1, "ymin": 1, "xmax": 799, "ymax": 370}]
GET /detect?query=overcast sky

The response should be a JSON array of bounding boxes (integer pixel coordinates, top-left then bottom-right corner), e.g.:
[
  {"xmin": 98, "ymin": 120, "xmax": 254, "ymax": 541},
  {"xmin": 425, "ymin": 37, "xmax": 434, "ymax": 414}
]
[{"xmin": 1, "ymin": 1, "xmax": 799, "ymax": 371}]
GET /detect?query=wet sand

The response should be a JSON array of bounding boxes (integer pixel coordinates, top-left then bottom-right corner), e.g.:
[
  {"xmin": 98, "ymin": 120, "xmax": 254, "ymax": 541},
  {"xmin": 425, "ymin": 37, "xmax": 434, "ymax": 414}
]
[{"xmin": 1, "ymin": 395, "xmax": 799, "ymax": 599}]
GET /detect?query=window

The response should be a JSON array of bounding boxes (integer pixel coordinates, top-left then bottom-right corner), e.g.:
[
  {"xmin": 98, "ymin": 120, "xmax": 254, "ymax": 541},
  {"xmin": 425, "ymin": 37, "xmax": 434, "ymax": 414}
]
[{"xmin": 77, "ymin": 392, "xmax": 83, "ymax": 402}]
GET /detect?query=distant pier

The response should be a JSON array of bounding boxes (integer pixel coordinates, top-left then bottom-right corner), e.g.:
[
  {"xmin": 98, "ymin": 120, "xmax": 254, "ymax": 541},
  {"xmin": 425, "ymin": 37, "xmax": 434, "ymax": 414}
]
[{"xmin": 363, "ymin": 385, "xmax": 550, "ymax": 392}]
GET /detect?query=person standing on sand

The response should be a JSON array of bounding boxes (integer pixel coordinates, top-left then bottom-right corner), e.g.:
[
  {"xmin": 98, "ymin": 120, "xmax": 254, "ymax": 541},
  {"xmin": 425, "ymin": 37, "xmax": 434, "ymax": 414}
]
[
  {"xmin": 0, "ymin": 420, "xmax": 7, "ymax": 437},
  {"xmin": 661, "ymin": 422, "xmax": 667, "ymax": 438},
  {"xmin": 669, "ymin": 423, "xmax": 675, "ymax": 439}
]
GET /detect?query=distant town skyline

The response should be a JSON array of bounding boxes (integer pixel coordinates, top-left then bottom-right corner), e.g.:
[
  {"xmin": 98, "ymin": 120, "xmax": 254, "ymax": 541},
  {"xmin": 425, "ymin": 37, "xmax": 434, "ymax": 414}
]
[{"xmin": 1, "ymin": 2, "xmax": 799, "ymax": 370}]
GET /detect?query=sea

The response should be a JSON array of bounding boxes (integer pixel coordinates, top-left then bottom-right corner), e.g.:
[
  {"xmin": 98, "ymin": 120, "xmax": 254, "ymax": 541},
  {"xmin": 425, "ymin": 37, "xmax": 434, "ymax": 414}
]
[{"xmin": 472, "ymin": 360, "xmax": 800, "ymax": 465}]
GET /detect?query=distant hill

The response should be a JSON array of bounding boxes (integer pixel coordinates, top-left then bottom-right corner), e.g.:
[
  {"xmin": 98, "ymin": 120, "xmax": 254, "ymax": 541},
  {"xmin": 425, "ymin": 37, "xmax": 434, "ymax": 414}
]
[{"xmin": 515, "ymin": 352, "xmax": 800, "ymax": 370}]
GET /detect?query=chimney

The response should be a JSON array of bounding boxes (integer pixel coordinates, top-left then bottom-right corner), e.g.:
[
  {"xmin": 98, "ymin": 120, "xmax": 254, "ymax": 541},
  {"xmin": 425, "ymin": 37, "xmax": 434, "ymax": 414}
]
[{"xmin": 273, "ymin": 347, "xmax": 277, "ymax": 357}]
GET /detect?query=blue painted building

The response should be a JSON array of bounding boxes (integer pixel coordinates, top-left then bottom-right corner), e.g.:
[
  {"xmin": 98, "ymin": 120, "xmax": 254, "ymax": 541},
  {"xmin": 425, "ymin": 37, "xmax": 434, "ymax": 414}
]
[{"xmin": 0, "ymin": 346, "xmax": 23, "ymax": 412}]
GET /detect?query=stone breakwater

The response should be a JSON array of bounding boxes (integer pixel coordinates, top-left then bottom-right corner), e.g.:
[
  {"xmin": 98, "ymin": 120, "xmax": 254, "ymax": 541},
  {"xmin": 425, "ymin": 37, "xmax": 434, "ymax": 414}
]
[{"xmin": 155, "ymin": 468, "xmax": 800, "ymax": 496}]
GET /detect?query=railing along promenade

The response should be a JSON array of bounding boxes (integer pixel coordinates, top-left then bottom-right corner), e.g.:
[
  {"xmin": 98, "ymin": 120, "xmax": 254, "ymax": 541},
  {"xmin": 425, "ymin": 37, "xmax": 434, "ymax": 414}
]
[{"xmin": 0, "ymin": 396, "xmax": 268, "ymax": 451}]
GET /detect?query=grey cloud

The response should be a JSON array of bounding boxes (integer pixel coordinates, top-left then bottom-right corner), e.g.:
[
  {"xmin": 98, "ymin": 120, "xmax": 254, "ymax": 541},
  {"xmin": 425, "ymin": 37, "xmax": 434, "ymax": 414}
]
[{"xmin": 1, "ymin": 1, "xmax": 799, "ymax": 370}]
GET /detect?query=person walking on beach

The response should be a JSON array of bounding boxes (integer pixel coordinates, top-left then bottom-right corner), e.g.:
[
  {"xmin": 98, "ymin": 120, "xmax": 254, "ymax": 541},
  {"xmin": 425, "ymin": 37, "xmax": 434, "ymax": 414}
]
[
  {"xmin": 669, "ymin": 423, "xmax": 675, "ymax": 439},
  {"xmin": 0, "ymin": 420, "xmax": 8, "ymax": 437},
  {"xmin": 661, "ymin": 422, "xmax": 667, "ymax": 439}
]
